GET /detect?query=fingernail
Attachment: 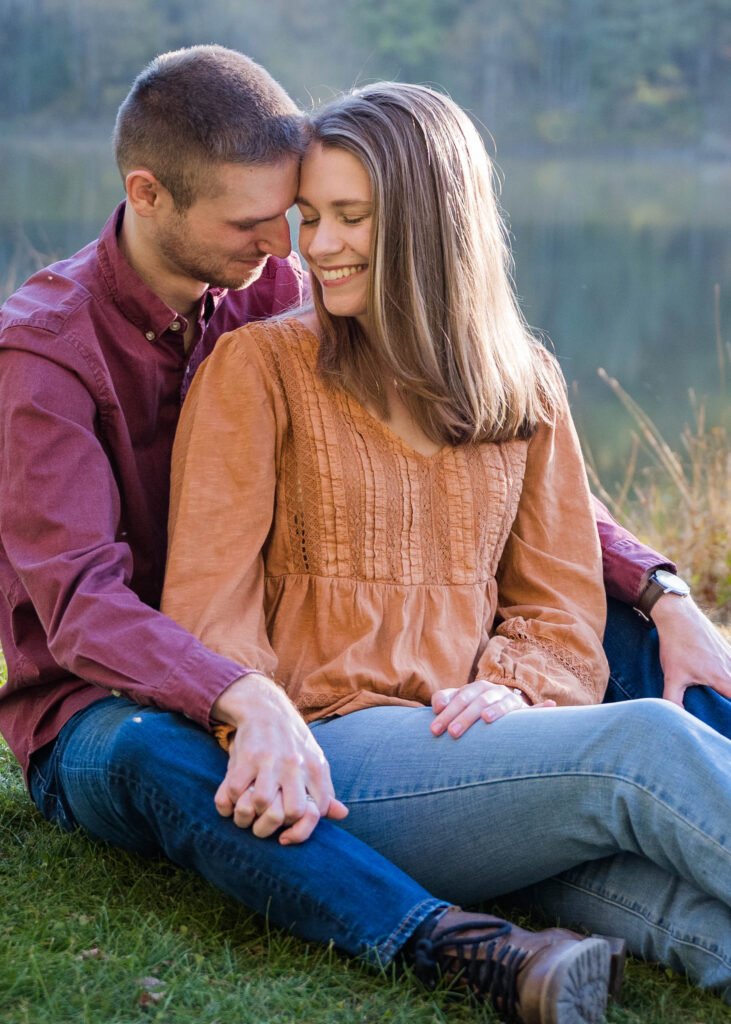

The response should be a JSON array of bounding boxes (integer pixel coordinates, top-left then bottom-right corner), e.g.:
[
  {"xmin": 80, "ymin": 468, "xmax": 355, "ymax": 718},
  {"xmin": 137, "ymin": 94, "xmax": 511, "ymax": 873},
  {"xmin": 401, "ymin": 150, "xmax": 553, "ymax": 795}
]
[
  {"xmin": 450, "ymin": 722, "xmax": 462, "ymax": 737},
  {"xmin": 432, "ymin": 722, "xmax": 443, "ymax": 735}
]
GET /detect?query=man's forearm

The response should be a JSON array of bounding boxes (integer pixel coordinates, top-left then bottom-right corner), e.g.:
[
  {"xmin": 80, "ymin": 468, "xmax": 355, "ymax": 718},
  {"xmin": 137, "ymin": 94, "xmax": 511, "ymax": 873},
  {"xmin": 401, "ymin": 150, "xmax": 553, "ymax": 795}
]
[{"xmin": 593, "ymin": 496, "xmax": 675, "ymax": 606}]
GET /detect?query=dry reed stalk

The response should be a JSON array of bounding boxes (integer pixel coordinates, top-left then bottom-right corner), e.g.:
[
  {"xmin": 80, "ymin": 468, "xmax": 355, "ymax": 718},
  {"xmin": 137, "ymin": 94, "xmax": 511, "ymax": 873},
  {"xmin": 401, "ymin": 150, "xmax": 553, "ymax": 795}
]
[{"xmin": 586, "ymin": 365, "xmax": 729, "ymax": 621}]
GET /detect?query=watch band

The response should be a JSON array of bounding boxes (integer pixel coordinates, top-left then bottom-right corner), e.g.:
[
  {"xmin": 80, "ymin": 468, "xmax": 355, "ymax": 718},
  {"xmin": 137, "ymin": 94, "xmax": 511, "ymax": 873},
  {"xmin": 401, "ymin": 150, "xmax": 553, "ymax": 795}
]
[
  {"xmin": 635, "ymin": 569, "xmax": 690, "ymax": 625},
  {"xmin": 635, "ymin": 576, "xmax": 667, "ymax": 623}
]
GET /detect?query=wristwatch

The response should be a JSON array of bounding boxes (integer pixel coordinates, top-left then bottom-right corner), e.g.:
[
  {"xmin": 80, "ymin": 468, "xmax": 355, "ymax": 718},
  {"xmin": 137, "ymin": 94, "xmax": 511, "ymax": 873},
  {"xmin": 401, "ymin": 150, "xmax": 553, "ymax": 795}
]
[{"xmin": 634, "ymin": 568, "xmax": 690, "ymax": 626}]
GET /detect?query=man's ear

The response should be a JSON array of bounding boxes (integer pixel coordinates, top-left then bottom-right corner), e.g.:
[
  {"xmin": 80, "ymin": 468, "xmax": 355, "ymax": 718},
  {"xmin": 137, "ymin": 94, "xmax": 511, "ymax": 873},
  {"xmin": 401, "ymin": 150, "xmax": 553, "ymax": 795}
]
[{"xmin": 125, "ymin": 169, "xmax": 169, "ymax": 217}]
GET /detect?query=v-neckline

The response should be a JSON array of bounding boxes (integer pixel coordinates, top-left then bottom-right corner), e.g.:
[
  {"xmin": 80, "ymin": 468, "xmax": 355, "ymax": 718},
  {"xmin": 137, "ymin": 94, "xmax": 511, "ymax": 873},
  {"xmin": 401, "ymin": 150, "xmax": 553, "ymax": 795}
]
[{"xmin": 289, "ymin": 318, "xmax": 448, "ymax": 462}]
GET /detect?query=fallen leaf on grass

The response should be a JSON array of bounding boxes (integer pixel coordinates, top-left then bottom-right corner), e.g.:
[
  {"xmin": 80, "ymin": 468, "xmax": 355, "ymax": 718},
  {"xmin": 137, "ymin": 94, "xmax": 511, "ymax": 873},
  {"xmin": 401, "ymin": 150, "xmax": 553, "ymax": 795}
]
[
  {"xmin": 75, "ymin": 947, "xmax": 103, "ymax": 961},
  {"xmin": 136, "ymin": 976, "xmax": 168, "ymax": 1008},
  {"xmin": 136, "ymin": 976, "xmax": 166, "ymax": 990},
  {"xmin": 138, "ymin": 990, "xmax": 165, "ymax": 1007},
  {"xmin": 65, "ymin": 912, "xmax": 94, "ymax": 926}
]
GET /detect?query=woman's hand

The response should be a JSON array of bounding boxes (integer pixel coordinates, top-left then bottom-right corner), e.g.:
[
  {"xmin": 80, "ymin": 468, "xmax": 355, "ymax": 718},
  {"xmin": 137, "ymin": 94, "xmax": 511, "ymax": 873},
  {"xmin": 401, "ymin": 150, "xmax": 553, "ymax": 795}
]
[{"xmin": 430, "ymin": 679, "xmax": 556, "ymax": 738}]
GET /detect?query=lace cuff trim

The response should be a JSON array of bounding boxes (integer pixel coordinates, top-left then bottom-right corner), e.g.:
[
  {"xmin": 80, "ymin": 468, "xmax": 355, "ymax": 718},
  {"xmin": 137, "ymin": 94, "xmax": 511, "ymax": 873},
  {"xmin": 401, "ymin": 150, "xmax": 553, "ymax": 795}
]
[{"xmin": 498, "ymin": 620, "xmax": 596, "ymax": 693}]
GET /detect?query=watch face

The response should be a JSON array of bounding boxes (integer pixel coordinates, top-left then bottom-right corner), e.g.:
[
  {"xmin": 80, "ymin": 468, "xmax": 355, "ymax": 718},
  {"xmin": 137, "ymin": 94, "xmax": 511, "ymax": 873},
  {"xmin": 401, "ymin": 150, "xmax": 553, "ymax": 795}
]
[{"xmin": 653, "ymin": 570, "xmax": 690, "ymax": 596}]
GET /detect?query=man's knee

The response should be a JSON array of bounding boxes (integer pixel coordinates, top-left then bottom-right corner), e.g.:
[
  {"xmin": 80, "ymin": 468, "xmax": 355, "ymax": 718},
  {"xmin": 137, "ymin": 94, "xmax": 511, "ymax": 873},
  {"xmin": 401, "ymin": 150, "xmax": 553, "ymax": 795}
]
[
  {"xmin": 59, "ymin": 700, "xmax": 226, "ymax": 849},
  {"xmin": 605, "ymin": 695, "xmax": 693, "ymax": 743}
]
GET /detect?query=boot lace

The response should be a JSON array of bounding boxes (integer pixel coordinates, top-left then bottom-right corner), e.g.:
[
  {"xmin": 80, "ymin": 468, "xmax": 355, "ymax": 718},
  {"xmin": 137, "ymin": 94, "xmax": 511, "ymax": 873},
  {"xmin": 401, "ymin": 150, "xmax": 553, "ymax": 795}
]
[{"xmin": 413, "ymin": 918, "xmax": 528, "ymax": 1021}]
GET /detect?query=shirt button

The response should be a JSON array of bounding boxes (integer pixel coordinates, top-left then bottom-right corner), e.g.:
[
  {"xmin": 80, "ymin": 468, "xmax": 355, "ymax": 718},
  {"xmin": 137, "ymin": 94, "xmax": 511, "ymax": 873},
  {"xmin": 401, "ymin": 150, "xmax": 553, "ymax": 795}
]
[
  {"xmin": 145, "ymin": 330, "xmax": 156, "ymax": 341},
  {"xmin": 170, "ymin": 320, "xmax": 181, "ymax": 332}
]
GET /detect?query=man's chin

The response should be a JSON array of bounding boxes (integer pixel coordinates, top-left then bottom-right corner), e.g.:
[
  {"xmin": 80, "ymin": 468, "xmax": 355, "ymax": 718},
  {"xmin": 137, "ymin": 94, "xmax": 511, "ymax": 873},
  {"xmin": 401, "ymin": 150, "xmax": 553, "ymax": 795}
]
[{"xmin": 213, "ymin": 262, "xmax": 266, "ymax": 292}]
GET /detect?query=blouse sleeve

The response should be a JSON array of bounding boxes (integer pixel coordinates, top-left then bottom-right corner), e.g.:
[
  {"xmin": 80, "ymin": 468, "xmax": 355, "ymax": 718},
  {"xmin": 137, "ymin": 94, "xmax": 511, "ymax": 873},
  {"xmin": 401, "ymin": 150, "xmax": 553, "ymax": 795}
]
[
  {"xmin": 161, "ymin": 327, "xmax": 283, "ymax": 679},
  {"xmin": 475, "ymin": 385, "xmax": 609, "ymax": 706}
]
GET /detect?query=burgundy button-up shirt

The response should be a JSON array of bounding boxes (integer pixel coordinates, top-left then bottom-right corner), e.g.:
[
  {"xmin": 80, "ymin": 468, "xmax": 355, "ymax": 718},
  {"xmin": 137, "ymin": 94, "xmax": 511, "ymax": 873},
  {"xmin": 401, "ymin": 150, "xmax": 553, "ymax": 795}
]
[
  {"xmin": 0, "ymin": 204, "xmax": 672, "ymax": 782},
  {"xmin": 593, "ymin": 500, "xmax": 672, "ymax": 605},
  {"xmin": 0, "ymin": 204, "xmax": 306, "ymax": 778}
]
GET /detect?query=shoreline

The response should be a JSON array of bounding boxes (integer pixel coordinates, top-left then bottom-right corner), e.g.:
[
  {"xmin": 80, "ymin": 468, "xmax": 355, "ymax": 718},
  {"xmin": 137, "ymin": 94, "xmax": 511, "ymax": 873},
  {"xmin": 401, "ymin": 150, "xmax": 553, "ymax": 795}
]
[{"xmin": 3, "ymin": 119, "xmax": 730, "ymax": 164}]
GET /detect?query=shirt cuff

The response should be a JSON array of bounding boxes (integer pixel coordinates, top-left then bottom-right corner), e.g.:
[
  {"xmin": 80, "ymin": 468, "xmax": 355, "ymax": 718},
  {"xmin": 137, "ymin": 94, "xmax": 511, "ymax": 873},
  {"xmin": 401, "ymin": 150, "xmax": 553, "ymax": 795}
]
[
  {"xmin": 603, "ymin": 542, "xmax": 677, "ymax": 606},
  {"xmin": 159, "ymin": 641, "xmax": 256, "ymax": 732}
]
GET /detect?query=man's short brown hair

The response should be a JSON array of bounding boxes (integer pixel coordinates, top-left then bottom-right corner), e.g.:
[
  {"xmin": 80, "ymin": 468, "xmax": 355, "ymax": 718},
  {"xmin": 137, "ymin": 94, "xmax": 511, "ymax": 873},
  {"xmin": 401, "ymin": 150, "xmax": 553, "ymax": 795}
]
[{"xmin": 114, "ymin": 45, "xmax": 304, "ymax": 209}]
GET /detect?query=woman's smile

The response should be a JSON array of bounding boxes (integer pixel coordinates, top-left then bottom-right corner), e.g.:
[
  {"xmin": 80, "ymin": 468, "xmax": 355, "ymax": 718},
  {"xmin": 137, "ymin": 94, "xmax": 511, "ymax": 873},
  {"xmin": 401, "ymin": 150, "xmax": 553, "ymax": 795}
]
[{"xmin": 319, "ymin": 263, "xmax": 369, "ymax": 284}]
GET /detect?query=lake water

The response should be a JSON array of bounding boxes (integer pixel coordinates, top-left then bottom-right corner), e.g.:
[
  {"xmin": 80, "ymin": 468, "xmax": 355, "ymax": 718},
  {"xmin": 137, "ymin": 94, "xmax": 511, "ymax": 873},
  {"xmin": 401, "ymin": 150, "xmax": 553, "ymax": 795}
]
[{"xmin": 2, "ymin": 135, "xmax": 729, "ymax": 487}]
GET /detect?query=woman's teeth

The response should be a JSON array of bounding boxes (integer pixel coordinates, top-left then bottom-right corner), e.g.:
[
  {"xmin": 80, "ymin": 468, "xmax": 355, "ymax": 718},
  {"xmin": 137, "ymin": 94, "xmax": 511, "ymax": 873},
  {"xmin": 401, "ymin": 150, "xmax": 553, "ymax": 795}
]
[{"xmin": 321, "ymin": 265, "xmax": 366, "ymax": 281}]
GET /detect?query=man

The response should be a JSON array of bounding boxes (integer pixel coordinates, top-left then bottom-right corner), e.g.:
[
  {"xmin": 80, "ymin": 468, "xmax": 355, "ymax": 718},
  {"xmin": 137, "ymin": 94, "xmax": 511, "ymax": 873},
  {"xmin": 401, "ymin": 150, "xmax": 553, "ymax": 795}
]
[
  {"xmin": 596, "ymin": 510, "xmax": 730, "ymax": 732},
  {"xmin": 0, "ymin": 45, "xmax": 728, "ymax": 1022}
]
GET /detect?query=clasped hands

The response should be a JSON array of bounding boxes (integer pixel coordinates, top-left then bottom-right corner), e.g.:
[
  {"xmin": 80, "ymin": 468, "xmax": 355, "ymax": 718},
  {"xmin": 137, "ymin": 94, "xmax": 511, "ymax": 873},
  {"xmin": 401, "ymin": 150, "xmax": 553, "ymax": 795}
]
[
  {"xmin": 211, "ymin": 673, "xmax": 348, "ymax": 846},
  {"xmin": 211, "ymin": 673, "xmax": 553, "ymax": 846}
]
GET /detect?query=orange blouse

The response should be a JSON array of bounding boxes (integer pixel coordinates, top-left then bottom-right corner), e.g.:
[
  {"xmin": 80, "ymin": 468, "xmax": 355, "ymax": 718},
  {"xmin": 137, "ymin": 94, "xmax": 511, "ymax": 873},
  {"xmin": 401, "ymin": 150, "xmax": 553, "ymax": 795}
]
[{"xmin": 162, "ymin": 318, "xmax": 608, "ymax": 723}]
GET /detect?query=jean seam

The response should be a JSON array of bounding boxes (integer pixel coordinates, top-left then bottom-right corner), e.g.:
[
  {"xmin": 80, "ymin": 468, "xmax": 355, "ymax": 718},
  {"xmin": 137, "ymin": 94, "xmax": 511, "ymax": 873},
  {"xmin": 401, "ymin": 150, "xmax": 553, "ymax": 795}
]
[
  {"xmin": 344, "ymin": 770, "xmax": 729, "ymax": 858},
  {"xmin": 555, "ymin": 877, "xmax": 731, "ymax": 969},
  {"xmin": 30, "ymin": 745, "xmax": 81, "ymax": 831},
  {"xmin": 607, "ymin": 671, "xmax": 635, "ymax": 698},
  {"xmin": 374, "ymin": 898, "xmax": 449, "ymax": 964},
  {"xmin": 77, "ymin": 763, "xmax": 369, "ymax": 944}
]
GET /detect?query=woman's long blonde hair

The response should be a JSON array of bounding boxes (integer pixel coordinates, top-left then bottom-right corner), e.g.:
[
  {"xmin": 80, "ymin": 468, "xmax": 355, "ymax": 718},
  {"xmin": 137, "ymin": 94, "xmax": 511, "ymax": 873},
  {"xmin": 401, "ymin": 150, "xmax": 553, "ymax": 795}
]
[{"xmin": 308, "ymin": 82, "xmax": 564, "ymax": 444}]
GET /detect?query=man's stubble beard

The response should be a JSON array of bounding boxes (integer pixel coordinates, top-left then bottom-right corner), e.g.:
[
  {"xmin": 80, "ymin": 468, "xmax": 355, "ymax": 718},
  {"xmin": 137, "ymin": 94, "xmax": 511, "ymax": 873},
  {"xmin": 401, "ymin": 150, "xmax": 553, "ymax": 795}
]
[{"xmin": 156, "ymin": 217, "xmax": 265, "ymax": 292}]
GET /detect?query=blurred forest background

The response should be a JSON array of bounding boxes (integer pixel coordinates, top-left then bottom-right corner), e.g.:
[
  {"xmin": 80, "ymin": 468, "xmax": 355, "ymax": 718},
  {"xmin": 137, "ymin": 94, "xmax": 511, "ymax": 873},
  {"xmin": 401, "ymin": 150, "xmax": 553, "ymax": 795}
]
[
  {"xmin": 1, "ymin": 0, "xmax": 729, "ymax": 608},
  {"xmin": 2, "ymin": 0, "xmax": 730, "ymax": 151}
]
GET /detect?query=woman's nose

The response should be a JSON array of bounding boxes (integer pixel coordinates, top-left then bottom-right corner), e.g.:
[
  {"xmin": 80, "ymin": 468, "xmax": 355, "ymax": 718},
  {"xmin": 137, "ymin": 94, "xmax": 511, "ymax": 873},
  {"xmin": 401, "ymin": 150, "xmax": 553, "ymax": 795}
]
[{"xmin": 307, "ymin": 220, "xmax": 343, "ymax": 260}]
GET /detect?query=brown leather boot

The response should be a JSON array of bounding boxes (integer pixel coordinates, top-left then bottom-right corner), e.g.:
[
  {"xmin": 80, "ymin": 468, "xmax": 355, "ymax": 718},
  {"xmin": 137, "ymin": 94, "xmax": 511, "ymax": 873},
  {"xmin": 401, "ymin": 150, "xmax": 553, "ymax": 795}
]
[{"xmin": 411, "ymin": 908, "xmax": 625, "ymax": 1024}]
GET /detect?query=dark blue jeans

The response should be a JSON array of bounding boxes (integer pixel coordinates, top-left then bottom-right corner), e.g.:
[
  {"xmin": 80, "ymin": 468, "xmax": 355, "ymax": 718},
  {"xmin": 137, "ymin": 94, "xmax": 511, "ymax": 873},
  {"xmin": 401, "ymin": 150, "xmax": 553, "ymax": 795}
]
[
  {"xmin": 28, "ymin": 696, "xmax": 444, "ymax": 964},
  {"xmin": 602, "ymin": 597, "xmax": 731, "ymax": 737}
]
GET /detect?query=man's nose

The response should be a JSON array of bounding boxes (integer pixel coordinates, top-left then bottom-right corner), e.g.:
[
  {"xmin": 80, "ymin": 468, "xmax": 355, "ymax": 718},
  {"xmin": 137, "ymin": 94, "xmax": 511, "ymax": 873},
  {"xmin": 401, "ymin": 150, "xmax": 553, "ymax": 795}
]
[{"xmin": 258, "ymin": 214, "xmax": 292, "ymax": 259}]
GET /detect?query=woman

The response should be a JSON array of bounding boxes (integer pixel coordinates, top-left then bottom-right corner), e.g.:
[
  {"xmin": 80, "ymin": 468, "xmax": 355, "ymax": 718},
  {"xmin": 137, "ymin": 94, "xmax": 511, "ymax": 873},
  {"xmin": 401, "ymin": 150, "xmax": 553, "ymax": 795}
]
[{"xmin": 162, "ymin": 83, "xmax": 731, "ymax": 1014}]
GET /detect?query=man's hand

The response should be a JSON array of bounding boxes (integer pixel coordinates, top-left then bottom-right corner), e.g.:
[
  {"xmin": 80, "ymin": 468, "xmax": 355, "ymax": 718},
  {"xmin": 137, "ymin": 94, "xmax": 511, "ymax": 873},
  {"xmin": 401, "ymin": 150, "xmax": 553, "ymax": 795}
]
[
  {"xmin": 652, "ymin": 595, "xmax": 731, "ymax": 706},
  {"xmin": 430, "ymin": 679, "xmax": 556, "ymax": 738},
  {"xmin": 211, "ymin": 674, "xmax": 348, "ymax": 845}
]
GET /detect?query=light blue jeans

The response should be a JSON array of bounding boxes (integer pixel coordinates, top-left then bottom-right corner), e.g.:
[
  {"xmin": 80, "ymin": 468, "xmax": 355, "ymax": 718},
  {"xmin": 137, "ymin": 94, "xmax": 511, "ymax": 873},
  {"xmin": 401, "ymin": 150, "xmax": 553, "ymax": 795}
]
[{"xmin": 311, "ymin": 698, "xmax": 731, "ymax": 999}]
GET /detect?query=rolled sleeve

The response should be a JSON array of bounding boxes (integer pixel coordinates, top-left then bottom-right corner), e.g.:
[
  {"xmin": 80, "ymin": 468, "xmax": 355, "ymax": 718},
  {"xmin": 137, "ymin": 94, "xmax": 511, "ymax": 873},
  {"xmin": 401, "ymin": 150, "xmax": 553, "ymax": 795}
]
[{"xmin": 593, "ymin": 496, "xmax": 675, "ymax": 605}]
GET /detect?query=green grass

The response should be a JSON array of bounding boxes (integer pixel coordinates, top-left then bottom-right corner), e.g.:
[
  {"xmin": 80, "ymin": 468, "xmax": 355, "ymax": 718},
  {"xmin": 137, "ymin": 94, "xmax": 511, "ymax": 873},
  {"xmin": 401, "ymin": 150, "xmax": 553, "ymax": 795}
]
[{"xmin": 1, "ymin": 727, "xmax": 728, "ymax": 1023}]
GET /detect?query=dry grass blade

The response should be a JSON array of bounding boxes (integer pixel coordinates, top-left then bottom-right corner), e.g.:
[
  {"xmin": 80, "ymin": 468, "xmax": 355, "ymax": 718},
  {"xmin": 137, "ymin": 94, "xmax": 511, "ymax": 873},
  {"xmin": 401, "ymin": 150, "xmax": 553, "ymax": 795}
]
[
  {"xmin": 591, "ymin": 365, "xmax": 729, "ymax": 619},
  {"xmin": 597, "ymin": 368, "xmax": 692, "ymax": 506},
  {"xmin": 713, "ymin": 283, "xmax": 726, "ymax": 397}
]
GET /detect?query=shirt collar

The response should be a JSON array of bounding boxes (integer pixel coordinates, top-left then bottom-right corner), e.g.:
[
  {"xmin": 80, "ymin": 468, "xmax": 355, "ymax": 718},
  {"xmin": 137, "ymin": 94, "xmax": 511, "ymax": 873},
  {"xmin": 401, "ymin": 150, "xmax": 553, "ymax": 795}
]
[{"xmin": 96, "ymin": 202, "xmax": 228, "ymax": 343}]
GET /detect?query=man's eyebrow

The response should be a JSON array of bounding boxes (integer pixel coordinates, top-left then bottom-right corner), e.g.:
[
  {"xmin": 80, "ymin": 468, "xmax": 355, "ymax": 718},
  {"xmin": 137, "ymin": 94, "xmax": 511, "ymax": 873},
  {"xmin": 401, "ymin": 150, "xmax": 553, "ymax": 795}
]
[{"xmin": 227, "ymin": 212, "xmax": 284, "ymax": 229}]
